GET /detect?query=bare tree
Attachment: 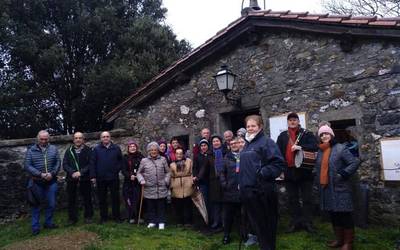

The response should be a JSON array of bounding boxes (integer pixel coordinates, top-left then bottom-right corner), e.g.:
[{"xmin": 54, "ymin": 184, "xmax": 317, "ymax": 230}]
[{"xmin": 322, "ymin": 0, "xmax": 400, "ymax": 17}]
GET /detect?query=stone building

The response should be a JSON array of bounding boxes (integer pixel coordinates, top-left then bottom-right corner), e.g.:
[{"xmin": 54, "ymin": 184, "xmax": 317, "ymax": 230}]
[{"xmin": 105, "ymin": 10, "xmax": 400, "ymax": 225}]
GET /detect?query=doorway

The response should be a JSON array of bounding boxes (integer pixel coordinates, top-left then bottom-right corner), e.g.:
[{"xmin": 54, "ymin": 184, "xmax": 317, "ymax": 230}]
[{"xmin": 219, "ymin": 109, "xmax": 260, "ymax": 135}]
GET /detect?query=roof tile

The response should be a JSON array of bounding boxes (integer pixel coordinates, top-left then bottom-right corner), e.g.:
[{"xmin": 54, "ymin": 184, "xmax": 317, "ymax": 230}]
[
  {"xmin": 341, "ymin": 19, "xmax": 370, "ymax": 25},
  {"xmin": 319, "ymin": 17, "xmax": 344, "ymax": 23},
  {"xmin": 369, "ymin": 20, "xmax": 398, "ymax": 26}
]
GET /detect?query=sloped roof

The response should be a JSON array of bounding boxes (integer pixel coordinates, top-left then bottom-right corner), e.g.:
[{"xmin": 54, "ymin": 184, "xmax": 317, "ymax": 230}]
[{"xmin": 105, "ymin": 9, "xmax": 400, "ymax": 122}]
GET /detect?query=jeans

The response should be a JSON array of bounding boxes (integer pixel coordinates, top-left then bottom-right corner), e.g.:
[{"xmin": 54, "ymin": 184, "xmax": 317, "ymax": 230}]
[{"xmin": 31, "ymin": 181, "xmax": 58, "ymax": 231}]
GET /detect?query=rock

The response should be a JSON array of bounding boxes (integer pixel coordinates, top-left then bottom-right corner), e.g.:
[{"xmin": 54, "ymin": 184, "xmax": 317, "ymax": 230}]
[
  {"xmin": 180, "ymin": 105, "xmax": 190, "ymax": 115},
  {"xmin": 195, "ymin": 109, "xmax": 206, "ymax": 118}
]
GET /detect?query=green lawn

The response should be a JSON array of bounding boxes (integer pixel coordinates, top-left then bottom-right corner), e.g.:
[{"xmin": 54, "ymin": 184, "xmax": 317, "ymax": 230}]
[{"xmin": 0, "ymin": 211, "xmax": 398, "ymax": 250}]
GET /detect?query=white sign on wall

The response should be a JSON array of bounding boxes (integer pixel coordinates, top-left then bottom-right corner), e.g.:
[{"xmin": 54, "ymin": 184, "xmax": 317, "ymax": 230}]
[
  {"xmin": 380, "ymin": 138, "xmax": 400, "ymax": 181},
  {"xmin": 269, "ymin": 112, "xmax": 307, "ymax": 142}
]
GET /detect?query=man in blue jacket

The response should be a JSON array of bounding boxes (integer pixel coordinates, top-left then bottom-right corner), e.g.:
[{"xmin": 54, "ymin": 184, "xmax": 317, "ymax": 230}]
[
  {"xmin": 90, "ymin": 131, "xmax": 123, "ymax": 223},
  {"xmin": 24, "ymin": 130, "xmax": 61, "ymax": 236}
]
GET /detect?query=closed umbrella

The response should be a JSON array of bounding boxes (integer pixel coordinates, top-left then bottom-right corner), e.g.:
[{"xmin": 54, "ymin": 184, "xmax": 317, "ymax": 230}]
[{"xmin": 191, "ymin": 186, "xmax": 208, "ymax": 225}]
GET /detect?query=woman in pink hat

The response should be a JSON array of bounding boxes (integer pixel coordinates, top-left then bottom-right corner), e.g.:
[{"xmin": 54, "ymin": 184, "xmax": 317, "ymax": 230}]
[{"xmin": 315, "ymin": 125, "xmax": 359, "ymax": 250}]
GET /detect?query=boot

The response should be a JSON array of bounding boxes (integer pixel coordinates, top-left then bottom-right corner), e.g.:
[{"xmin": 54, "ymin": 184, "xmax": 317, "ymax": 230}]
[
  {"xmin": 341, "ymin": 228, "xmax": 354, "ymax": 250},
  {"xmin": 327, "ymin": 227, "xmax": 344, "ymax": 248}
]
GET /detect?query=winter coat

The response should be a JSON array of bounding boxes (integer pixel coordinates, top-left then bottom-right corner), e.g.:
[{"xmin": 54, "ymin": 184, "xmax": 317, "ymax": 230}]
[
  {"xmin": 170, "ymin": 159, "xmax": 194, "ymax": 198},
  {"xmin": 122, "ymin": 152, "xmax": 144, "ymax": 184},
  {"xmin": 63, "ymin": 145, "xmax": 92, "ymax": 181},
  {"xmin": 137, "ymin": 156, "xmax": 170, "ymax": 199},
  {"xmin": 209, "ymin": 153, "xmax": 224, "ymax": 203},
  {"xmin": 193, "ymin": 152, "xmax": 211, "ymax": 184},
  {"xmin": 220, "ymin": 152, "xmax": 240, "ymax": 203},
  {"xmin": 90, "ymin": 143, "xmax": 123, "ymax": 181},
  {"xmin": 24, "ymin": 144, "xmax": 61, "ymax": 184},
  {"xmin": 239, "ymin": 130, "xmax": 285, "ymax": 190},
  {"xmin": 276, "ymin": 127, "xmax": 318, "ymax": 181},
  {"xmin": 315, "ymin": 143, "xmax": 359, "ymax": 212}
]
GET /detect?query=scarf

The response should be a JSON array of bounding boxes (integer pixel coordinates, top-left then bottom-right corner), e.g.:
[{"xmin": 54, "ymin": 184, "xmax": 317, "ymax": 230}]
[
  {"xmin": 245, "ymin": 131, "xmax": 259, "ymax": 143},
  {"xmin": 176, "ymin": 159, "xmax": 186, "ymax": 172},
  {"xmin": 127, "ymin": 152, "xmax": 142, "ymax": 175},
  {"xmin": 168, "ymin": 145, "xmax": 177, "ymax": 162},
  {"xmin": 285, "ymin": 127, "xmax": 298, "ymax": 167},
  {"xmin": 319, "ymin": 142, "xmax": 331, "ymax": 188},
  {"xmin": 213, "ymin": 147, "xmax": 224, "ymax": 172},
  {"xmin": 232, "ymin": 152, "xmax": 240, "ymax": 173}
]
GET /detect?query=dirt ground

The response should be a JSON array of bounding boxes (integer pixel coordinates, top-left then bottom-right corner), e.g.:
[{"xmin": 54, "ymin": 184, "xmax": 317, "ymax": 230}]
[{"xmin": 4, "ymin": 230, "xmax": 99, "ymax": 250}]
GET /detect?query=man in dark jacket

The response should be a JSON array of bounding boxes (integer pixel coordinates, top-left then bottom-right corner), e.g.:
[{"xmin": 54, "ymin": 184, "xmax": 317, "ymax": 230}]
[
  {"xmin": 90, "ymin": 131, "xmax": 123, "ymax": 223},
  {"xmin": 24, "ymin": 130, "xmax": 61, "ymax": 235},
  {"xmin": 220, "ymin": 137, "xmax": 241, "ymax": 244},
  {"xmin": 276, "ymin": 112, "xmax": 318, "ymax": 233},
  {"xmin": 63, "ymin": 132, "xmax": 93, "ymax": 225}
]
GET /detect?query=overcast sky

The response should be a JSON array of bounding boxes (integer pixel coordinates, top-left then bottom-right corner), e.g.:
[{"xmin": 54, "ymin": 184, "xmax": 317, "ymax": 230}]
[{"xmin": 163, "ymin": 0, "xmax": 324, "ymax": 47}]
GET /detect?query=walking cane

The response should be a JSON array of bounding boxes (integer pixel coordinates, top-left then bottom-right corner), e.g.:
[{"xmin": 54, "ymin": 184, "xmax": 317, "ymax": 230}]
[{"xmin": 137, "ymin": 184, "xmax": 144, "ymax": 225}]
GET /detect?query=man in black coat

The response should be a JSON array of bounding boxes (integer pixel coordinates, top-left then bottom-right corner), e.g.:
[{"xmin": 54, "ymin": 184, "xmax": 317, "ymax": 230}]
[
  {"xmin": 220, "ymin": 137, "xmax": 241, "ymax": 245},
  {"xmin": 276, "ymin": 112, "xmax": 318, "ymax": 233},
  {"xmin": 63, "ymin": 132, "xmax": 93, "ymax": 225},
  {"xmin": 90, "ymin": 131, "xmax": 123, "ymax": 223}
]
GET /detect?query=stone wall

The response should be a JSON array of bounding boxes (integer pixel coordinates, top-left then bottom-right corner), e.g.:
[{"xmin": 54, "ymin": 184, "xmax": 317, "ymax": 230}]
[
  {"xmin": 0, "ymin": 129, "xmax": 133, "ymax": 222},
  {"xmin": 115, "ymin": 31, "xmax": 400, "ymax": 225}
]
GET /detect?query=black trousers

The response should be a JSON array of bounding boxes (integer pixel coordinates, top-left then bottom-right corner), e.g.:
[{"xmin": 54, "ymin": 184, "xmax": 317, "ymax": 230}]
[
  {"xmin": 145, "ymin": 198, "xmax": 166, "ymax": 224},
  {"xmin": 330, "ymin": 212, "xmax": 354, "ymax": 229},
  {"xmin": 210, "ymin": 201, "xmax": 222, "ymax": 227},
  {"xmin": 285, "ymin": 179, "xmax": 313, "ymax": 226},
  {"xmin": 241, "ymin": 187, "xmax": 278, "ymax": 250},
  {"xmin": 97, "ymin": 179, "xmax": 120, "ymax": 220},
  {"xmin": 122, "ymin": 181, "xmax": 141, "ymax": 221},
  {"xmin": 67, "ymin": 180, "xmax": 93, "ymax": 221},
  {"xmin": 223, "ymin": 202, "xmax": 241, "ymax": 237},
  {"xmin": 172, "ymin": 197, "xmax": 193, "ymax": 225}
]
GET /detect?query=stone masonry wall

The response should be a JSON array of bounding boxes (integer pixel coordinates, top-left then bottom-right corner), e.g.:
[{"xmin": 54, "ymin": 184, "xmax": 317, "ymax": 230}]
[
  {"xmin": 115, "ymin": 31, "xmax": 400, "ymax": 226},
  {"xmin": 0, "ymin": 129, "xmax": 133, "ymax": 223}
]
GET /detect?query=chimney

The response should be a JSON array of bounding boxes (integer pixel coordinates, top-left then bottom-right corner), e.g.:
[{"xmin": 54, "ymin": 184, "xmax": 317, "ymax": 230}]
[{"xmin": 241, "ymin": 0, "xmax": 262, "ymax": 16}]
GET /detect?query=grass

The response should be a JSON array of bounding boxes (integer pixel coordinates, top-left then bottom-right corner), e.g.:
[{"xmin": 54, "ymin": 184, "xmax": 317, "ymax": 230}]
[{"xmin": 0, "ymin": 210, "xmax": 398, "ymax": 250}]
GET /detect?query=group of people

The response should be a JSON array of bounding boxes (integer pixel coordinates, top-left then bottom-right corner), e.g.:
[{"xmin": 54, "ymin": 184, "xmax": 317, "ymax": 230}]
[{"xmin": 24, "ymin": 113, "xmax": 359, "ymax": 250}]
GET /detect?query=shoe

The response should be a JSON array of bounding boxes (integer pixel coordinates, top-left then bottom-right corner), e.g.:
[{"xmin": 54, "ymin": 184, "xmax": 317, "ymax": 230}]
[
  {"xmin": 285, "ymin": 224, "xmax": 297, "ymax": 233},
  {"xmin": 129, "ymin": 219, "xmax": 135, "ymax": 224},
  {"xmin": 114, "ymin": 218, "xmax": 123, "ymax": 224},
  {"xmin": 327, "ymin": 227, "xmax": 344, "ymax": 248},
  {"xmin": 147, "ymin": 223, "xmax": 156, "ymax": 228},
  {"xmin": 210, "ymin": 222, "xmax": 220, "ymax": 229},
  {"xmin": 244, "ymin": 234, "xmax": 258, "ymax": 247},
  {"xmin": 84, "ymin": 218, "xmax": 93, "ymax": 224},
  {"xmin": 222, "ymin": 236, "xmax": 230, "ymax": 245},
  {"xmin": 43, "ymin": 224, "xmax": 58, "ymax": 229},
  {"xmin": 99, "ymin": 218, "xmax": 108, "ymax": 224},
  {"xmin": 159, "ymin": 223, "xmax": 165, "ymax": 230},
  {"xmin": 304, "ymin": 223, "xmax": 316, "ymax": 233},
  {"xmin": 66, "ymin": 220, "xmax": 77, "ymax": 226},
  {"xmin": 341, "ymin": 228, "xmax": 354, "ymax": 250},
  {"xmin": 32, "ymin": 229, "xmax": 40, "ymax": 236}
]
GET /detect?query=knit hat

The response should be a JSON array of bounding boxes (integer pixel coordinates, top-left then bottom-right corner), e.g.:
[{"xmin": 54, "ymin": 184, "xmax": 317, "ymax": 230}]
[
  {"xmin": 287, "ymin": 112, "xmax": 299, "ymax": 120},
  {"xmin": 199, "ymin": 139, "xmax": 209, "ymax": 146},
  {"xmin": 157, "ymin": 139, "xmax": 167, "ymax": 147},
  {"xmin": 318, "ymin": 125, "xmax": 335, "ymax": 137},
  {"xmin": 127, "ymin": 140, "xmax": 138, "ymax": 149}
]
